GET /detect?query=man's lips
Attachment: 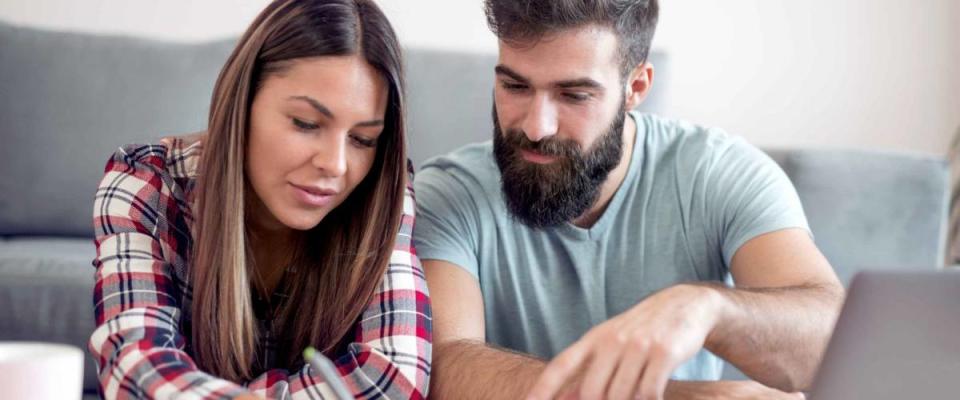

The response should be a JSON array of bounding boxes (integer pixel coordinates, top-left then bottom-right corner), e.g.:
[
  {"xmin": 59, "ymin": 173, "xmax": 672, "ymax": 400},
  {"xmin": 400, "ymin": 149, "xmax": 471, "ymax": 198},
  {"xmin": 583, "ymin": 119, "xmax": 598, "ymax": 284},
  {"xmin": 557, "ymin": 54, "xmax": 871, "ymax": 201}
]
[{"xmin": 519, "ymin": 148, "xmax": 558, "ymax": 164}]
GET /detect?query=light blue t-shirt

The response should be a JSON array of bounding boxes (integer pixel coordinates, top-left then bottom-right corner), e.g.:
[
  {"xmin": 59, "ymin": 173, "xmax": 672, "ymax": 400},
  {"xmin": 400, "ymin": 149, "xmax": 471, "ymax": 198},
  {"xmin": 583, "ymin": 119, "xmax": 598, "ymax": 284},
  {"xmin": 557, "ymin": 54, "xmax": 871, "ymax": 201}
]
[{"xmin": 412, "ymin": 112, "xmax": 809, "ymax": 380}]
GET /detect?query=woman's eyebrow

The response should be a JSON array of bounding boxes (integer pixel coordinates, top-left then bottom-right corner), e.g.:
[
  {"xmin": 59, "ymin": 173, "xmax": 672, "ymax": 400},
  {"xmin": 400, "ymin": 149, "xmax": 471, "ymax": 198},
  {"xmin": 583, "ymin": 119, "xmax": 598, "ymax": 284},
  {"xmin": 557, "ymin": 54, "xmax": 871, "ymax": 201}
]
[
  {"xmin": 288, "ymin": 95, "xmax": 333, "ymax": 119},
  {"xmin": 288, "ymin": 95, "xmax": 383, "ymax": 127}
]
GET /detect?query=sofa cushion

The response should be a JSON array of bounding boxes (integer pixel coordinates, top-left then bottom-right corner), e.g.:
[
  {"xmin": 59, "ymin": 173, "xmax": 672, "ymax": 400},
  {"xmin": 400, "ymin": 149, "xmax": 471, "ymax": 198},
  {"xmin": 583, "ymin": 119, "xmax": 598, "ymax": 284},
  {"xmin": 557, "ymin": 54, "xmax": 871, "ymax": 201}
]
[{"xmin": 0, "ymin": 237, "xmax": 98, "ymax": 392}]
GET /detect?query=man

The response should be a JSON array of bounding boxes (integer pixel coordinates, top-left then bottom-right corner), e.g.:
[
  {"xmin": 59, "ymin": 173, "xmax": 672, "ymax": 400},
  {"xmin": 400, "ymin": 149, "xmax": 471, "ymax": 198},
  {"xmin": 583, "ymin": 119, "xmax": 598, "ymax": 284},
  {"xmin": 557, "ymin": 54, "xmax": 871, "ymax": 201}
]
[{"xmin": 413, "ymin": 1, "xmax": 844, "ymax": 399}]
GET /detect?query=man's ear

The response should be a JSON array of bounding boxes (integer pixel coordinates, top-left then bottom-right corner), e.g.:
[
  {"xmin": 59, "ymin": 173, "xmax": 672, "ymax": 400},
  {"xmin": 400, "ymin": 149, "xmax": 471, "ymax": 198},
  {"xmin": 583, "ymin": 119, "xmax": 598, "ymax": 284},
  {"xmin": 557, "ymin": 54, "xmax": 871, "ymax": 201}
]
[{"xmin": 624, "ymin": 62, "xmax": 655, "ymax": 110}]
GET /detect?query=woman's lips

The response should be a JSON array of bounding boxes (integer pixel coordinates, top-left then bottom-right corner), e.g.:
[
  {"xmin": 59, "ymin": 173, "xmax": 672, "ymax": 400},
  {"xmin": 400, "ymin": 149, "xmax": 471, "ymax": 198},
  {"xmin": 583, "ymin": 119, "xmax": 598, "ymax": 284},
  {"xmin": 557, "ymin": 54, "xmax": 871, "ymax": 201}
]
[{"xmin": 290, "ymin": 183, "xmax": 338, "ymax": 207}]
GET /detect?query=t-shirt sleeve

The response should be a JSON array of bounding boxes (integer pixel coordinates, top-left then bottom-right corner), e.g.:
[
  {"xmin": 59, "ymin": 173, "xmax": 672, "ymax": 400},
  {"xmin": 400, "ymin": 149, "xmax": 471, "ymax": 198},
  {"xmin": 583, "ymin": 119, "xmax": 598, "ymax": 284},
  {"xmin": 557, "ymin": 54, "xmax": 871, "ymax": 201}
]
[
  {"xmin": 705, "ymin": 137, "xmax": 811, "ymax": 268},
  {"xmin": 412, "ymin": 164, "xmax": 482, "ymax": 279}
]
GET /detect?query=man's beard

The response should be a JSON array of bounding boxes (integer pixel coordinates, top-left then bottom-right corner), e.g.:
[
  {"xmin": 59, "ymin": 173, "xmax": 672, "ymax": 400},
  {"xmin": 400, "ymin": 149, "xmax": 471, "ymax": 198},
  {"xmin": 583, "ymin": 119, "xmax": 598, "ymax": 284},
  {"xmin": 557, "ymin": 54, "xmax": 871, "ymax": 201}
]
[{"xmin": 492, "ymin": 100, "xmax": 626, "ymax": 229}]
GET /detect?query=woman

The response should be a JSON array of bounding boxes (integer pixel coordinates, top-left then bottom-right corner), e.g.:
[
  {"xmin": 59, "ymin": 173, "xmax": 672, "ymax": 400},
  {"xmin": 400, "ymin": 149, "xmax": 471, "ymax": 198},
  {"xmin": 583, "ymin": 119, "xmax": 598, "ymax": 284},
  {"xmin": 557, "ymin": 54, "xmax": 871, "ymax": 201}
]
[{"xmin": 88, "ymin": 1, "xmax": 431, "ymax": 398}]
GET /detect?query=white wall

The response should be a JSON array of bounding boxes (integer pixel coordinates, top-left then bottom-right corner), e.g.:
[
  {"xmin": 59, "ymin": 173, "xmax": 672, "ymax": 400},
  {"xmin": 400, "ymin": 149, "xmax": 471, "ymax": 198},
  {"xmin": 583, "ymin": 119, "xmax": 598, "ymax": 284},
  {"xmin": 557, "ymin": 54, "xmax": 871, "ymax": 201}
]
[
  {"xmin": 2, "ymin": 0, "xmax": 957, "ymax": 156},
  {"xmin": 655, "ymin": 0, "xmax": 960, "ymax": 156}
]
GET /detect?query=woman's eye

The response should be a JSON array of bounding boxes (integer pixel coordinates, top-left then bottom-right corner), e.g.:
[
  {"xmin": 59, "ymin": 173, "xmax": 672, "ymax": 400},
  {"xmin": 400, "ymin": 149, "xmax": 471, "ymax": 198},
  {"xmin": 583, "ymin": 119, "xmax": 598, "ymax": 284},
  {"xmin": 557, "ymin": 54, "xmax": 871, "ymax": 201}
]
[
  {"xmin": 292, "ymin": 117, "xmax": 319, "ymax": 131},
  {"xmin": 350, "ymin": 134, "xmax": 377, "ymax": 148}
]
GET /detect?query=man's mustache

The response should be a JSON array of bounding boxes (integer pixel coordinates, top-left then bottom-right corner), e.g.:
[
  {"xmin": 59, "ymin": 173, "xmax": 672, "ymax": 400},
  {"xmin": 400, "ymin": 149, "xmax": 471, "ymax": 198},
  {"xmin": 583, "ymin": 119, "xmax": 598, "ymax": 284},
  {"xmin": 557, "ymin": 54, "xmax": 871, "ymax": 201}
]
[{"xmin": 503, "ymin": 129, "xmax": 581, "ymax": 158}]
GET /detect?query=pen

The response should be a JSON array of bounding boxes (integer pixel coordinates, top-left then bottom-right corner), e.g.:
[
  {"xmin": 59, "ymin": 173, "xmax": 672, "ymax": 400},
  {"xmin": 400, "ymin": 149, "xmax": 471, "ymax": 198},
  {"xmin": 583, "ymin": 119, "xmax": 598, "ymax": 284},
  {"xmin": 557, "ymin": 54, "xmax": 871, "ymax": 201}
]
[{"xmin": 303, "ymin": 346, "xmax": 354, "ymax": 400}]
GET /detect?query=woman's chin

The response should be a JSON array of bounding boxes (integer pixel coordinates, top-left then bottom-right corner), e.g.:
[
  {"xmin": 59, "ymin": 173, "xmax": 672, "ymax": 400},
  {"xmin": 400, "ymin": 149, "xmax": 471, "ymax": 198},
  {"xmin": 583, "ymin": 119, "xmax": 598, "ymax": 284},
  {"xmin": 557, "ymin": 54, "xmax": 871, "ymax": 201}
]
[{"xmin": 279, "ymin": 212, "xmax": 328, "ymax": 231}]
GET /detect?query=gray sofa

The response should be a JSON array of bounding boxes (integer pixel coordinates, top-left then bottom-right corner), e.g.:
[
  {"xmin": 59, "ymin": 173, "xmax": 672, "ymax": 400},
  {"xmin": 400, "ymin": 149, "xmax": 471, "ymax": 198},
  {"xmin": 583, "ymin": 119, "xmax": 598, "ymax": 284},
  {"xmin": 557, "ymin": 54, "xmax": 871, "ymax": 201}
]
[{"xmin": 0, "ymin": 20, "xmax": 950, "ymax": 398}]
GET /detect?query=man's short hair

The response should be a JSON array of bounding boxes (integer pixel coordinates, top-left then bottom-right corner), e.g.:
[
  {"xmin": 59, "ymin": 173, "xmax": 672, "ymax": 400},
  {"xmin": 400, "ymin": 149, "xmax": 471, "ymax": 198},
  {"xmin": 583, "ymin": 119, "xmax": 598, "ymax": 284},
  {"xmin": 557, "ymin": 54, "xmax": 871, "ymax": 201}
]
[{"xmin": 484, "ymin": 0, "xmax": 659, "ymax": 77}]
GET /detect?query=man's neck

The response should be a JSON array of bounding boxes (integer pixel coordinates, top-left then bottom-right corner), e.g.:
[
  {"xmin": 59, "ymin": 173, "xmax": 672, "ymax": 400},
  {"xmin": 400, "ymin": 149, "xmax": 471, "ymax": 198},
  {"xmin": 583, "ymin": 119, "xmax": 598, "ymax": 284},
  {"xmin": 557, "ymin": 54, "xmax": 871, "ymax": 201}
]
[{"xmin": 572, "ymin": 113, "xmax": 636, "ymax": 229}]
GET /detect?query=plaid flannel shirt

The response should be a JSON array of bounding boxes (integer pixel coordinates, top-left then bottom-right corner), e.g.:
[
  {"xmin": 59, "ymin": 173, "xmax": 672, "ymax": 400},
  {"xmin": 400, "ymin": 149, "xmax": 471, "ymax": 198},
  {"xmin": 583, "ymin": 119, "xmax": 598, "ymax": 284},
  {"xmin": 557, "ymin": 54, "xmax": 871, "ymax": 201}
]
[{"xmin": 89, "ymin": 136, "xmax": 432, "ymax": 399}]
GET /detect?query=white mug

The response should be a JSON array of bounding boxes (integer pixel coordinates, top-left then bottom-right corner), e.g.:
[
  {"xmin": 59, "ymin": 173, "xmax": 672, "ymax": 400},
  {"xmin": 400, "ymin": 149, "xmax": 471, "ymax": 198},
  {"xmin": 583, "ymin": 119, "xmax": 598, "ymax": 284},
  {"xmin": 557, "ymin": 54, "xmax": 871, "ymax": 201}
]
[{"xmin": 0, "ymin": 342, "xmax": 84, "ymax": 400}]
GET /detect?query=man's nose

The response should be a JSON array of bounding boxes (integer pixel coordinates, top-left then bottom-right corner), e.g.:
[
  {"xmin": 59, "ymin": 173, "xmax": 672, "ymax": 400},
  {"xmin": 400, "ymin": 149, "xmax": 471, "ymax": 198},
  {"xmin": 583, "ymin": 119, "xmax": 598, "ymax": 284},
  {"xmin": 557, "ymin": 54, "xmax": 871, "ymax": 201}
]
[{"xmin": 521, "ymin": 93, "xmax": 558, "ymax": 142}]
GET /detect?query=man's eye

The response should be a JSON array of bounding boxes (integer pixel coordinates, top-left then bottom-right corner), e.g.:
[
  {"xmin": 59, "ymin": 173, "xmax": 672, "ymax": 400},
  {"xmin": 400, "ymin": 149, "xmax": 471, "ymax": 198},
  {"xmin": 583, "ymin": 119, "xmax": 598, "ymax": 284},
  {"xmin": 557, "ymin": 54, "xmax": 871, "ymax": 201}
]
[
  {"xmin": 563, "ymin": 92, "xmax": 590, "ymax": 102},
  {"xmin": 292, "ymin": 117, "xmax": 319, "ymax": 131},
  {"xmin": 502, "ymin": 82, "xmax": 528, "ymax": 92}
]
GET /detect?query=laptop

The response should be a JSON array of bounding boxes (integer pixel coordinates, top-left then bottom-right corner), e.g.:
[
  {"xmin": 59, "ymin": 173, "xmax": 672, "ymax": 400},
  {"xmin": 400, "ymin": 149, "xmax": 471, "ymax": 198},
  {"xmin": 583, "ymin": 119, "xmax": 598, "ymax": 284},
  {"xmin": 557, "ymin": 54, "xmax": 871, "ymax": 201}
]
[{"xmin": 809, "ymin": 270, "xmax": 960, "ymax": 399}]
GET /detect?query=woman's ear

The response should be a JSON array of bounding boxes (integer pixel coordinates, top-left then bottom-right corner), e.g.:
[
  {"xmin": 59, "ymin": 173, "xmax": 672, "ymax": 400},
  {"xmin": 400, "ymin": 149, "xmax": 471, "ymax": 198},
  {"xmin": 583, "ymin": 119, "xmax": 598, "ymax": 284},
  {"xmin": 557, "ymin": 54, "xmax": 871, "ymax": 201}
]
[{"xmin": 624, "ymin": 62, "xmax": 655, "ymax": 111}]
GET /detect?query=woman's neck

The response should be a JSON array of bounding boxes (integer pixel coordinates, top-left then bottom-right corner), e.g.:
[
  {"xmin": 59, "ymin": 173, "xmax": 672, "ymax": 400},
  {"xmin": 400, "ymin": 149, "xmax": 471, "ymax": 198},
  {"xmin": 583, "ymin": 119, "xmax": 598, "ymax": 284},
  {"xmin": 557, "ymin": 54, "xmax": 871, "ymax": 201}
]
[
  {"xmin": 249, "ymin": 226, "xmax": 297, "ymax": 299},
  {"xmin": 246, "ymin": 194, "xmax": 297, "ymax": 298}
]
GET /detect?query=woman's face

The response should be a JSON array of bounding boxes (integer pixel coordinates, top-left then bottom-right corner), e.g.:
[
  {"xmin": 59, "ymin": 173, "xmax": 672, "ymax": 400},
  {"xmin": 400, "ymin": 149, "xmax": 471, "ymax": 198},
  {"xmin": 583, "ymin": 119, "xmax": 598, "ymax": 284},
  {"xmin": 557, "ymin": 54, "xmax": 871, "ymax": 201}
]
[{"xmin": 246, "ymin": 55, "xmax": 388, "ymax": 232}]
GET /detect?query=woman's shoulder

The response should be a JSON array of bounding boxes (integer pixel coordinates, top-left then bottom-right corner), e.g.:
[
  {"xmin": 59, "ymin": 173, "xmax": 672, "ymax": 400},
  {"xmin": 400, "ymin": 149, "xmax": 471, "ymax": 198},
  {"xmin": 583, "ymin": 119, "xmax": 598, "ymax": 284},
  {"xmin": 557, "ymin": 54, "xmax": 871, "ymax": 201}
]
[
  {"xmin": 106, "ymin": 132, "xmax": 205, "ymax": 180},
  {"xmin": 160, "ymin": 132, "xmax": 204, "ymax": 179},
  {"xmin": 95, "ymin": 134, "xmax": 204, "ymax": 241}
]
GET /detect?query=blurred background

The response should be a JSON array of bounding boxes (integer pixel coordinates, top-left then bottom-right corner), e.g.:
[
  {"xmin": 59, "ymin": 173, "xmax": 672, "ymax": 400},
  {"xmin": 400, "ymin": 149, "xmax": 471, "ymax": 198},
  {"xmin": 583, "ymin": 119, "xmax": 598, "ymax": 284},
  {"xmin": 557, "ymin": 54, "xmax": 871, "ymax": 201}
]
[{"xmin": 2, "ymin": 0, "xmax": 958, "ymax": 156}]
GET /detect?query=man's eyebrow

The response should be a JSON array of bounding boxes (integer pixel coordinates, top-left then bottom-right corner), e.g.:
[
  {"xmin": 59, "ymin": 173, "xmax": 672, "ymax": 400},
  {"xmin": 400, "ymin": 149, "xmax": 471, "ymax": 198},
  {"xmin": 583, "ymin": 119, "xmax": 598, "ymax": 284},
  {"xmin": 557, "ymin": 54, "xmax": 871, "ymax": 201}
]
[
  {"xmin": 555, "ymin": 78, "xmax": 605, "ymax": 91},
  {"xmin": 495, "ymin": 65, "xmax": 530, "ymax": 84},
  {"xmin": 288, "ymin": 95, "xmax": 333, "ymax": 119},
  {"xmin": 495, "ymin": 65, "xmax": 604, "ymax": 91}
]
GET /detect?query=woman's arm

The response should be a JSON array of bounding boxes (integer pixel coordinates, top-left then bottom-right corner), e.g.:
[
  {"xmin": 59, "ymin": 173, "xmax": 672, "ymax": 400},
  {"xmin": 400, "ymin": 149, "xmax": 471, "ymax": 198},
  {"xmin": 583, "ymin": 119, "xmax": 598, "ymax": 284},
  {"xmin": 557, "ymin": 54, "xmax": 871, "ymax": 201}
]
[
  {"xmin": 89, "ymin": 145, "xmax": 252, "ymax": 399},
  {"xmin": 247, "ymin": 164, "xmax": 433, "ymax": 400}
]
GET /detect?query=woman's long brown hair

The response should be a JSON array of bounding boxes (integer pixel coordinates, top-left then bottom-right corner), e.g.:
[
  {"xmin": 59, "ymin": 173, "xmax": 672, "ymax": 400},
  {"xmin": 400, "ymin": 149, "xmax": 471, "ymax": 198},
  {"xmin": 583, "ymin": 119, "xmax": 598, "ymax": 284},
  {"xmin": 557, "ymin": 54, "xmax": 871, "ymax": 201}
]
[{"xmin": 190, "ymin": 0, "xmax": 406, "ymax": 382}]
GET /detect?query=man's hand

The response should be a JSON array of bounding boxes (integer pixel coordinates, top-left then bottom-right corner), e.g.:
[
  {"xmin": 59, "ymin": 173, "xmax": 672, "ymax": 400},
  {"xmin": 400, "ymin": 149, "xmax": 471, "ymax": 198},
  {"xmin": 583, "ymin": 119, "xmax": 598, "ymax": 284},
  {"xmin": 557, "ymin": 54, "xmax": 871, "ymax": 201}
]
[
  {"xmin": 711, "ymin": 381, "xmax": 805, "ymax": 400},
  {"xmin": 527, "ymin": 284, "xmax": 723, "ymax": 400},
  {"xmin": 667, "ymin": 380, "xmax": 806, "ymax": 400}
]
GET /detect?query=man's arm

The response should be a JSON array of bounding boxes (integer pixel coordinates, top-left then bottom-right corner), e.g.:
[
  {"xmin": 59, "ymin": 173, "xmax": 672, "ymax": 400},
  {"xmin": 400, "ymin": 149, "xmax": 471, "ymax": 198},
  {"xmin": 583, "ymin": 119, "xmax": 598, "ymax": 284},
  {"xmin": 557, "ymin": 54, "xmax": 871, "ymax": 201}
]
[
  {"xmin": 433, "ymin": 339, "xmax": 546, "ymax": 399},
  {"xmin": 425, "ymin": 259, "xmax": 807, "ymax": 400},
  {"xmin": 425, "ymin": 259, "xmax": 545, "ymax": 399},
  {"xmin": 705, "ymin": 228, "xmax": 844, "ymax": 391},
  {"xmin": 527, "ymin": 229, "xmax": 840, "ymax": 400}
]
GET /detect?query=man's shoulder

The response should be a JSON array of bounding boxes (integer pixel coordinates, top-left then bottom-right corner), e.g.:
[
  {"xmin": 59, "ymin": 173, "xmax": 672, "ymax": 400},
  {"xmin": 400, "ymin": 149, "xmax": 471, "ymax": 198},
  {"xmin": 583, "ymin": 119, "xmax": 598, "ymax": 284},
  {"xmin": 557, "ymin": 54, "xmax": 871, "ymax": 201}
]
[
  {"xmin": 416, "ymin": 140, "xmax": 500, "ymax": 191},
  {"xmin": 640, "ymin": 113, "xmax": 740, "ymax": 152},
  {"xmin": 638, "ymin": 113, "xmax": 766, "ymax": 171}
]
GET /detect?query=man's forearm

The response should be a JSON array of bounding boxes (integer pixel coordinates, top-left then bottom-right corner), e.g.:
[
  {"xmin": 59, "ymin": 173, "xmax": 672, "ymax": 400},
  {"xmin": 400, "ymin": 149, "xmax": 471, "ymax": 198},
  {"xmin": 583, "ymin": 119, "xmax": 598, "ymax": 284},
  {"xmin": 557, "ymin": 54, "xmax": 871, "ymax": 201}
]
[
  {"xmin": 430, "ymin": 339, "xmax": 801, "ymax": 399},
  {"xmin": 704, "ymin": 282, "xmax": 845, "ymax": 391},
  {"xmin": 430, "ymin": 339, "xmax": 547, "ymax": 399}
]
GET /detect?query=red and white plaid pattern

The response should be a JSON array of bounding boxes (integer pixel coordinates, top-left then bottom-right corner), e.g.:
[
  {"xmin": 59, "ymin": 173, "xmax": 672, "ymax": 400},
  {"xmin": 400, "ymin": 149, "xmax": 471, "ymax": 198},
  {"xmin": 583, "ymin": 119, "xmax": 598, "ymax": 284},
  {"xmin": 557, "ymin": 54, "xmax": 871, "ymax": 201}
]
[{"xmin": 89, "ymin": 137, "xmax": 432, "ymax": 399}]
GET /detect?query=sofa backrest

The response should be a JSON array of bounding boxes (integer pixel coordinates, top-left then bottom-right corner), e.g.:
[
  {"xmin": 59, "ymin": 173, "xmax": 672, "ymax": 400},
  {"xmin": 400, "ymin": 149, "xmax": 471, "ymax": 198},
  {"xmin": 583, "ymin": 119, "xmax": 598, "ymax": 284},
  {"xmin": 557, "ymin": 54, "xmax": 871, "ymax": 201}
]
[
  {"xmin": 0, "ymin": 20, "xmax": 670, "ymax": 238},
  {"xmin": 0, "ymin": 21, "xmax": 234, "ymax": 237},
  {"xmin": 768, "ymin": 149, "xmax": 949, "ymax": 284}
]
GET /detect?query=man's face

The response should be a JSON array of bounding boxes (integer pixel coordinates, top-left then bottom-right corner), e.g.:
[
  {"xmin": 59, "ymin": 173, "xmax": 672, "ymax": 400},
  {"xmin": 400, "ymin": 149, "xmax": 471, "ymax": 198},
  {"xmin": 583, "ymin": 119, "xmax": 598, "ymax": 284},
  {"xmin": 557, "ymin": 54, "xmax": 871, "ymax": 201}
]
[{"xmin": 492, "ymin": 25, "xmax": 628, "ymax": 228}]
